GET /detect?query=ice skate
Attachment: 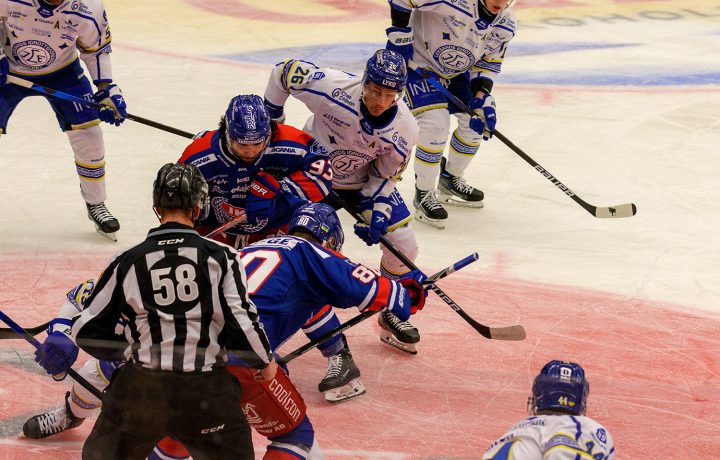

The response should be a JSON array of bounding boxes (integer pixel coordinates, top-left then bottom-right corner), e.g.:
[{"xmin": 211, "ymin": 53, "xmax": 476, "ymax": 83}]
[
  {"xmin": 87, "ymin": 202, "xmax": 120, "ymax": 241},
  {"xmin": 413, "ymin": 187, "xmax": 448, "ymax": 229},
  {"xmin": 438, "ymin": 157, "xmax": 484, "ymax": 208},
  {"xmin": 378, "ymin": 310, "xmax": 420, "ymax": 354},
  {"xmin": 318, "ymin": 348, "xmax": 366, "ymax": 403},
  {"xmin": 23, "ymin": 392, "xmax": 84, "ymax": 439}
]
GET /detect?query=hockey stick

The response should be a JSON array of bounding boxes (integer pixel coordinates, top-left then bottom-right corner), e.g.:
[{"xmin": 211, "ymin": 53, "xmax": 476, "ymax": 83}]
[
  {"xmin": 407, "ymin": 63, "xmax": 637, "ymax": 218},
  {"xmin": 334, "ymin": 192, "xmax": 525, "ymax": 341},
  {"xmin": 0, "ymin": 310, "xmax": 104, "ymax": 400},
  {"xmin": 0, "ymin": 320, "xmax": 50, "ymax": 339},
  {"xmin": 6, "ymin": 75, "xmax": 196, "ymax": 140},
  {"xmin": 278, "ymin": 252, "xmax": 480, "ymax": 364}
]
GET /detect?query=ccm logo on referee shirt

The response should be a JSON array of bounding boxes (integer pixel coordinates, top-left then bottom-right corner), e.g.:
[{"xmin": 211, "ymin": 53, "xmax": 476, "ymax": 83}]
[
  {"xmin": 200, "ymin": 424, "xmax": 225, "ymax": 434},
  {"xmin": 158, "ymin": 238, "xmax": 184, "ymax": 245}
]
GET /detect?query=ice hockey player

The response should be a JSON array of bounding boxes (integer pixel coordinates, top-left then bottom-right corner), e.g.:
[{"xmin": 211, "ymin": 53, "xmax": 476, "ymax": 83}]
[
  {"xmin": 1, "ymin": 0, "xmax": 127, "ymax": 240},
  {"xmin": 385, "ymin": 0, "xmax": 517, "ymax": 228},
  {"xmin": 23, "ymin": 204, "xmax": 427, "ymax": 458},
  {"xmin": 179, "ymin": 94, "xmax": 332, "ymax": 247},
  {"xmin": 482, "ymin": 360, "xmax": 616, "ymax": 459},
  {"xmin": 264, "ymin": 49, "xmax": 424, "ymax": 355},
  {"xmin": 179, "ymin": 94, "xmax": 368, "ymax": 401}
]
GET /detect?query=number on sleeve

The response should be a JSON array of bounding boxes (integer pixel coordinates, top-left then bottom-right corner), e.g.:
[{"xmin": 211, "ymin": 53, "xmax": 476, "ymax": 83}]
[
  {"xmin": 351, "ymin": 265, "xmax": 378, "ymax": 284},
  {"xmin": 308, "ymin": 159, "xmax": 333, "ymax": 181}
]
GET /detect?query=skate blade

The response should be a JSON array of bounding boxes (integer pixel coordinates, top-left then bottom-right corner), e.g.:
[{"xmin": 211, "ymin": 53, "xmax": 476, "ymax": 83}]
[
  {"xmin": 413, "ymin": 210, "xmax": 445, "ymax": 230},
  {"xmin": 94, "ymin": 228, "xmax": 118, "ymax": 242},
  {"xmin": 323, "ymin": 378, "xmax": 366, "ymax": 404},
  {"xmin": 379, "ymin": 330, "xmax": 418, "ymax": 355},
  {"xmin": 437, "ymin": 193, "xmax": 484, "ymax": 208}
]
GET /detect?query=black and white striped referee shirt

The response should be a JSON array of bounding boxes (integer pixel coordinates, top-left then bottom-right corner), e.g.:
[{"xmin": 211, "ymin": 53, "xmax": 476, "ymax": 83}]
[{"xmin": 72, "ymin": 222, "xmax": 272, "ymax": 372}]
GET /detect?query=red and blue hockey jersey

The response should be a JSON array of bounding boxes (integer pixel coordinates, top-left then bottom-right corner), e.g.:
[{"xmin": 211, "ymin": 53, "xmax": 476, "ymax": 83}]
[
  {"xmin": 179, "ymin": 124, "xmax": 333, "ymax": 236},
  {"xmin": 240, "ymin": 235, "xmax": 407, "ymax": 348}
]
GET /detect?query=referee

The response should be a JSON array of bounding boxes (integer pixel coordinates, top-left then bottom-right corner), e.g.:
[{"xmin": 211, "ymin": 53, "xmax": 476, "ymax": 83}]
[{"xmin": 72, "ymin": 163, "xmax": 275, "ymax": 460}]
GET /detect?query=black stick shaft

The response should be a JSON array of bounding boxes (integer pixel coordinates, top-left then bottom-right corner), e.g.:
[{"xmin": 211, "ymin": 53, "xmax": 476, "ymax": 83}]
[{"xmin": 0, "ymin": 310, "xmax": 104, "ymax": 400}]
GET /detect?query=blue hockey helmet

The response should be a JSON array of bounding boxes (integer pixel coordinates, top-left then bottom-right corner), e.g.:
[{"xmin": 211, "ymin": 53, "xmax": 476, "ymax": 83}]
[
  {"xmin": 289, "ymin": 203, "xmax": 344, "ymax": 251},
  {"xmin": 363, "ymin": 49, "xmax": 407, "ymax": 92},
  {"xmin": 224, "ymin": 94, "xmax": 271, "ymax": 145},
  {"xmin": 529, "ymin": 360, "xmax": 589, "ymax": 416}
]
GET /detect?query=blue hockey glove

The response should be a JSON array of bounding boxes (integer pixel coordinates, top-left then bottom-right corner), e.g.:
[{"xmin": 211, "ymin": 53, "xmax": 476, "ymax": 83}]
[
  {"xmin": 93, "ymin": 83, "xmax": 128, "ymax": 126},
  {"xmin": 35, "ymin": 320, "xmax": 79, "ymax": 379},
  {"xmin": 264, "ymin": 98, "xmax": 286, "ymax": 124},
  {"xmin": 245, "ymin": 171, "xmax": 281, "ymax": 224},
  {"xmin": 469, "ymin": 94, "xmax": 497, "ymax": 140},
  {"xmin": 385, "ymin": 26, "xmax": 414, "ymax": 63},
  {"xmin": 0, "ymin": 56, "xmax": 8, "ymax": 87},
  {"xmin": 354, "ymin": 195, "xmax": 392, "ymax": 246},
  {"xmin": 399, "ymin": 269, "xmax": 428, "ymax": 315}
]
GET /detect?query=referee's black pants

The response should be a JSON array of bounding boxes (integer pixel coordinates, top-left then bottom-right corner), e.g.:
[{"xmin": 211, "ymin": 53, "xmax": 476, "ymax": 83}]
[{"xmin": 82, "ymin": 362, "xmax": 253, "ymax": 460}]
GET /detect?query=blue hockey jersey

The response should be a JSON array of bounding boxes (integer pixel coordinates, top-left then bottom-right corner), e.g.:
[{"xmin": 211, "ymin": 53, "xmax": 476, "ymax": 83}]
[
  {"xmin": 179, "ymin": 124, "xmax": 332, "ymax": 236},
  {"xmin": 240, "ymin": 235, "xmax": 407, "ymax": 348}
]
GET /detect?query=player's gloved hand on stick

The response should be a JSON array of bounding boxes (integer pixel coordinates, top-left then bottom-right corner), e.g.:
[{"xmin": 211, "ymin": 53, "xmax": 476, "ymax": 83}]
[
  {"xmin": 35, "ymin": 319, "xmax": 79, "ymax": 379},
  {"xmin": 354, "ymin": 195, "xmax": 392, "ymax": 246},
  {"xmin": 469, "ymin": 93, "xmax": 496, "ymax": 140},
  {"xmin": 399, "ymin": 269, "xmax": 428, "ymax": 315},
  {"xmin": 0, "ymin": 56, "xmax": 9, "ymax": 87},
  {"xmin": 93, "ymin": 83, "xmax": 128, "ymax": 126},
  {"xmin": 264, "ymin": 98, "xmax": 286, "ymax": 124},
  {"xmin": 385, "ymin": 26, "xmax": 414, "ymax": 63},
  {"xmin": 245, "ymin": 171, "xmax": 281, "ymax": 224}
]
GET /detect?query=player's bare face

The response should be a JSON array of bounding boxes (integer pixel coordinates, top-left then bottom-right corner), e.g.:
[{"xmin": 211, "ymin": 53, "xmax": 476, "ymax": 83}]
[
  {"xmin": 227, "ymin": 137, "xmax": 267, "ymax": 163},
  {"xmin": 363, "ymin": 82, "xmax": 400, "ymax": 117},
  {"xmin": 483, "ymin": 0, "xmax": 511, "ymax": 14}
]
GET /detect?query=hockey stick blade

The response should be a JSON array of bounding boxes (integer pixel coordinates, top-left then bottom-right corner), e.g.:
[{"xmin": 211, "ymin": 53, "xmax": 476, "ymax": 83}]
[
  {"xmin": 334, "ymin": 190, "xmax": 526, "ymax": 341},
  {"xmin": 430, "ymin": 285, "xmax": 526, "ymax": 341},
  {"xmin": 406, "ymin": 64, "xmax": 637, "ymax": 219},
  {"xmin": 279, "ymin": 253, "xmax": 480, "ymax": 364},
  {"xmin": 0, "ymin": 320, "xmax": 50, "ymax": 339}
]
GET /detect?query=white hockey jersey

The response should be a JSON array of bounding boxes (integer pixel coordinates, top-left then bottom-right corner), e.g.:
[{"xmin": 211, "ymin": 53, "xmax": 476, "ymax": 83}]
[
  {"xmin": 482, "ymin": 415, "xmax": 615, "ymax": 460},
  {"xmin": 390, "ymin": 0, "xmax": 516, "ymax": 82},
  {"xmin": 264, "ymin": 59, "xmax": 419, "ymax": 200},
  {"xmin": 0, "ymin": 0, "xmax": 113, "ymax": 81}
]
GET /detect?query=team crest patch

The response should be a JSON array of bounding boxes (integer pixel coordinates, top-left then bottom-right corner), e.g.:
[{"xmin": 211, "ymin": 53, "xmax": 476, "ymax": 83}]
[
  {"xmin": 432, "ymin": 44, "xmax": 474, "ymax": 74},
  {"xmin": 11, "ymin": 40, "xmax": 56, "ymax": 70}
]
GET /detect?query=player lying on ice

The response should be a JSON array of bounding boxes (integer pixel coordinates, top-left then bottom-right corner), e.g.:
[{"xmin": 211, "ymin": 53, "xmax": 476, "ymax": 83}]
[{"xmin": 23, "ymin": 202, "xmax": 427, "ymax": 459}]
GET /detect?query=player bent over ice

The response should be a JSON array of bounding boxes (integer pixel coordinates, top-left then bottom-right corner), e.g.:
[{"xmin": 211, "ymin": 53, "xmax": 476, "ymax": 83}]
[
  {"xmin": 179, "ymin": 94, "xmax": 369, "ymax": 401},
  {"xmin": 24, "ymin": 204, "xmax": 426, "ymax": 457},
  {"xmin": 482, "ymin": 360, "xmax": 615, "ymax": 459},
  {"xmin": 0, "ymin": 0, "xmax": 128, "ymax": 240},
  {"xmin": 264, "ymin": 49, "xmax": 425, "ymax": 355}
]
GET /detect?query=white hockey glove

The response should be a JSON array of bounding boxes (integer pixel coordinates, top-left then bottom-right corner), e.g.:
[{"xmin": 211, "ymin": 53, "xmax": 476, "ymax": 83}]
[
  {"xmin": 93, "ymin": 84, "xmax": 128, "ymax": 126},
  {"xmin": 469, "ymin": 94, "xmax": 497, "ymax": 140},
  {"xmin": 386, "ymin": 26, "xmax": 414, "ymax": 63}
]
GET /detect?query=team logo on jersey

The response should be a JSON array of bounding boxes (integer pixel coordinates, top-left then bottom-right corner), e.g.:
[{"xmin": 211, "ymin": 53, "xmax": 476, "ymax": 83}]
[
  {"xmin": 432, "ymin": 44, "xmax": 474, "ymax": 74},
  {"xmin": 329, "ymin": 150, "xmax": 372, "ymax": 181},
  {"xmin": 212, "ymin": 197, "xmax": 269, "ymax": 232},
  {"xmin": 595, "ymin": 428, "xmax": 607, "ymax": 444},
  {"xmin": 11, "ymin": 40, "xmax": 56, "ymax": 70}
]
